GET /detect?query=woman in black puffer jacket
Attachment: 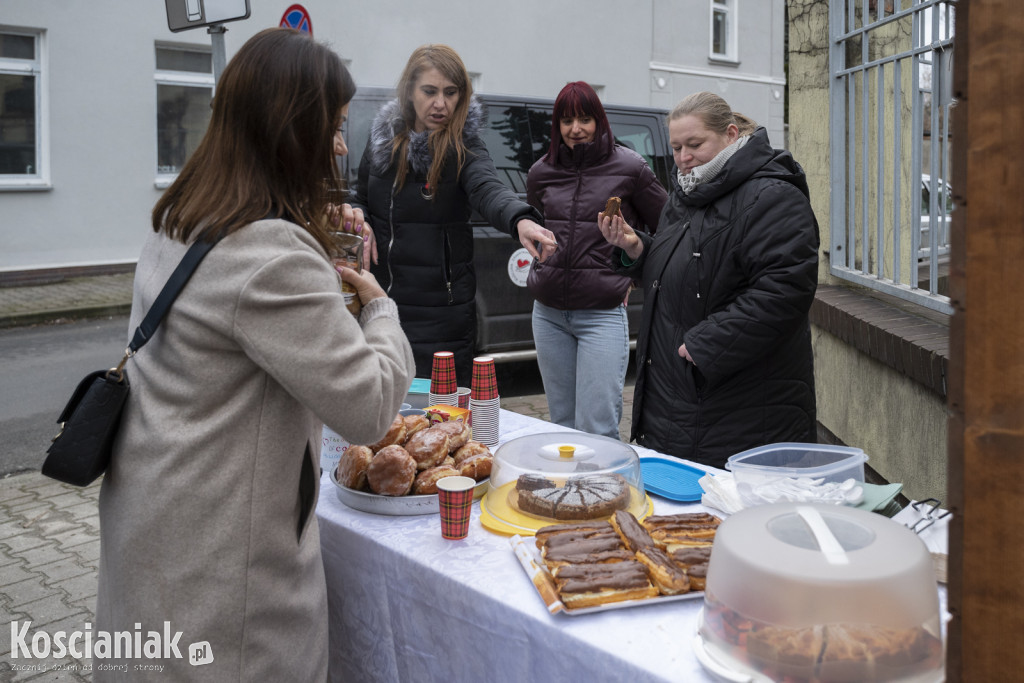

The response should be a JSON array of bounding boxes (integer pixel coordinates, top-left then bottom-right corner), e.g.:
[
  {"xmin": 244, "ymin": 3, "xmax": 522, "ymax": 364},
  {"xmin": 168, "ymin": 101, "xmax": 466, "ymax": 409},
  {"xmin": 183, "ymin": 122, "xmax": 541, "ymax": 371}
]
[
  {"xmin": 526, "ymin": 82, "xmax": 667, "ymax": 439},
  {"xmin": 348, "ymin": 45, "xmax": 552, "ymax": 385},
  {"xmin": 599, "ymin": 91, "xmax": 819, "ymax": 469}
]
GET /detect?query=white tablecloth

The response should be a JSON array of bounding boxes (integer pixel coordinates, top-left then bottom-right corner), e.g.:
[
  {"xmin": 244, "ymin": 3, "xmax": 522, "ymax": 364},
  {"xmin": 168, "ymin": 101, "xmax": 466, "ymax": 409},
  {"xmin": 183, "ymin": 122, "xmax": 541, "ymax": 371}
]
[{"xmin": 316, "ymin": 410, "xmax": 718, "ymax": 683}]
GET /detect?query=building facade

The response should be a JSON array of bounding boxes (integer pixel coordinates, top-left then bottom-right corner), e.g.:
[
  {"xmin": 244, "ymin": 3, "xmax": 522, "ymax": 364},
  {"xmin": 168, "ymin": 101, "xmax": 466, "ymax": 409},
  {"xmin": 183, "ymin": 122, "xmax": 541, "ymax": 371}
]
[{"xmin": 1, "ymin": 0, "xmax": 785, "ymax": 275}]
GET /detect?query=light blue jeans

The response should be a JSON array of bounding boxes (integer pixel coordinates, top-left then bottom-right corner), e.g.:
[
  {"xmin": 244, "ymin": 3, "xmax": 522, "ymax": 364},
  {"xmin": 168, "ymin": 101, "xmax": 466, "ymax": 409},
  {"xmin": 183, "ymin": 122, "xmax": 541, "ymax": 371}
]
[{"xmin": 532, "ymin": 300, "xmax": 629, "ymax": 440}]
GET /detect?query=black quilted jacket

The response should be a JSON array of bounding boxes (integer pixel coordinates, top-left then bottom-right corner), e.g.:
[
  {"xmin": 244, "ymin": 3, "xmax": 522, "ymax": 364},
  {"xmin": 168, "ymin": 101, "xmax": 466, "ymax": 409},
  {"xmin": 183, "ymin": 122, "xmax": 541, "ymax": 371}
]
[{"xmin": 349, "ymin": 99, "xmax": 541, "ymax": 384}]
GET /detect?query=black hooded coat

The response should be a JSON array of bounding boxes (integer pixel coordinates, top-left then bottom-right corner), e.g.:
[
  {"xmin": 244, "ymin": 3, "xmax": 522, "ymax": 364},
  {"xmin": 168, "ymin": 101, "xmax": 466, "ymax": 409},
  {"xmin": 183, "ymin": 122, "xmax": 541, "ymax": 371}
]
[{"xmin": 616, "ymin": 127, "xmax": 819, "ymax": 469}]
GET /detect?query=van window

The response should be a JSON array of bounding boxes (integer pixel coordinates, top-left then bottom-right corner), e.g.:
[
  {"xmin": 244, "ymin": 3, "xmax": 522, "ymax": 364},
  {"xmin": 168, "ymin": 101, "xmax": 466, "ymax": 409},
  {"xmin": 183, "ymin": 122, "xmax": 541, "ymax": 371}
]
[
  {"xmin": 479, "ymin": 104, "xmax": 533, "ymax": 193},
  {"xmin": 607, "ymin": 115, "xmax": 672, "ymax": 189}
]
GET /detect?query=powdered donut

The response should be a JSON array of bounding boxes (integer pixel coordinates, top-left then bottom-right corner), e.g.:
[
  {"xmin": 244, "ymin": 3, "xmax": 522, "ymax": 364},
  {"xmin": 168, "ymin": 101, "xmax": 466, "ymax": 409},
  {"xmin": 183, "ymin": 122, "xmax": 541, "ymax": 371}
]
[
  {"xmin": 458, "ymin": 453, "xmax": 492, "ymax": 481},
  {"xmin": 370, "ymin": 415, "xmax": 407, "ymax": 453},
  {"xmin": 336, "ymin": 445, "xmax": 374, "ymax": 491},
  {"xmin": 404, "ymin": 428, "xmax": 450, "ymax": 471},
  {"xmin": 453, "ymin": 440, "xmax": 490, "ymax": 465},
  {"xmin": 402, "ymin": 414, "xmax": 431, "ymax": 440},
  {"xmin": 412, "ymin": 465, "xmax": 462, "ymax": 495},
  {"xmin": 432, "ymin": 420, "xmax": 472, "ymax": 451},
  {"xmin": 366, "ymin": 445, "xmax": 416, "ymax": 496}
]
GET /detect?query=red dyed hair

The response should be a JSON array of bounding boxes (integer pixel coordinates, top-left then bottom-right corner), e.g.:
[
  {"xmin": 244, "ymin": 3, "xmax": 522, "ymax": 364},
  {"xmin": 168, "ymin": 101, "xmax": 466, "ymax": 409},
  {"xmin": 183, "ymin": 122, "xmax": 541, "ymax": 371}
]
[{"xmin": 545, "ymin": 81, "xmax": 614, "ymax": 163}]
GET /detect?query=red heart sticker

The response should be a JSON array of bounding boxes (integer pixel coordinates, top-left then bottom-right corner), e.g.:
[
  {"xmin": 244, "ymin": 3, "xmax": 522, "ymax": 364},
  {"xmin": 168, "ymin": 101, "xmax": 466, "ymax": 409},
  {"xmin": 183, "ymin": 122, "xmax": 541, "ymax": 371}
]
[{"xmin": 517, "ymin": 259, "xmax": 529, "ymax": 268}]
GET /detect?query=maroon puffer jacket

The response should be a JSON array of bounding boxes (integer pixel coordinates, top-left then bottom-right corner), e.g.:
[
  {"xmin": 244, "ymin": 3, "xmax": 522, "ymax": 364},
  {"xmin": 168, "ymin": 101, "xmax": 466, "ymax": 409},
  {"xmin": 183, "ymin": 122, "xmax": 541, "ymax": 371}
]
[{"xmin": 526, "ymin": 142, "xmax": 667, "ymax": 310}]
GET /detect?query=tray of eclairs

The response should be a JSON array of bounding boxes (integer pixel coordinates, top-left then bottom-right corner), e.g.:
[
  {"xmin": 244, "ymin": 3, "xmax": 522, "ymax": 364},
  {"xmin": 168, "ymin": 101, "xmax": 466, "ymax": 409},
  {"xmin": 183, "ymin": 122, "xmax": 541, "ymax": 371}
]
[{"xmin": 510, "ymin": 509, "xmax": 721, "ymax": 615}]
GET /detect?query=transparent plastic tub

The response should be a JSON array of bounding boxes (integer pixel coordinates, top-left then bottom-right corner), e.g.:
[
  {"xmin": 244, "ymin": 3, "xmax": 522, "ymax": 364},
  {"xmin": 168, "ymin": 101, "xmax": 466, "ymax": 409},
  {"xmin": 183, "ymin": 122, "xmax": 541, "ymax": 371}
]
[{"xmin": 726, "ymin": 443, "xmax": 868, "ymax": 508}]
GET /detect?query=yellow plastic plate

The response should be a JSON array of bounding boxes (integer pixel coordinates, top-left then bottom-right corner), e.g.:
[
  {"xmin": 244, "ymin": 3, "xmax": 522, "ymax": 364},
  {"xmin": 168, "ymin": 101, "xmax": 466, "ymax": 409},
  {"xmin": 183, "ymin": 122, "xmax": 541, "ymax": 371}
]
[{"xmin": 479, "ymin": 480, "xmax": 653, "ymax": 536}]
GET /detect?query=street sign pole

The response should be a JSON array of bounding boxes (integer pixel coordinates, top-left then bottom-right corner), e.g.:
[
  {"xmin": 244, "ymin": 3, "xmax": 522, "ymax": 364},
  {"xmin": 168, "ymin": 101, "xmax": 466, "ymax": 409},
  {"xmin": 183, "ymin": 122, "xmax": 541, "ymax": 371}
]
[
  {"xmin": 207, "ymin": 24, "xmax": 227, "ymax": 88},
  {"xmin": 165, "ymin": 0, "xmax": 250, "ymax": 88}
]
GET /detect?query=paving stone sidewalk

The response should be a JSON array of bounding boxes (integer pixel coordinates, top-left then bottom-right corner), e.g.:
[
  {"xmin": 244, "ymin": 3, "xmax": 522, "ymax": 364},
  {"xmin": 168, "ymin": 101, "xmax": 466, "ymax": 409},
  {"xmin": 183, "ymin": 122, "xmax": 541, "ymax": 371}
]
[
  {"xmin": 0, "ymin": 476, "xmax": 102, "ymax": 682},
  {"xmin": 0, "ymin": 274, "xmax": 134, "ymax": 330}
]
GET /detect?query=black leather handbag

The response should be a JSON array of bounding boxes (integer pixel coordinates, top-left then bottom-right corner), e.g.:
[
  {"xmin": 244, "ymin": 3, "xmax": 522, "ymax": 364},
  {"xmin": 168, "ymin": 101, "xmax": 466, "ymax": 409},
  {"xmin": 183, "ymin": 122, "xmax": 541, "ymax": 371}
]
[{"xmin": 42, "ymin": 238, "xmax": 219, "ymax": 486}]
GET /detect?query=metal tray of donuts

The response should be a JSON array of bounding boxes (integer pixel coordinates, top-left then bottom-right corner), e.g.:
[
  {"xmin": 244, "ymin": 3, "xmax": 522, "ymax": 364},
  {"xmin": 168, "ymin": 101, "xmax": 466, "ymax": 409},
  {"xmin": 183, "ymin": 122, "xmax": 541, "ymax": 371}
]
[{"xmin": 330, "ymin": 468, "xmax": 488, "ymax": 516}]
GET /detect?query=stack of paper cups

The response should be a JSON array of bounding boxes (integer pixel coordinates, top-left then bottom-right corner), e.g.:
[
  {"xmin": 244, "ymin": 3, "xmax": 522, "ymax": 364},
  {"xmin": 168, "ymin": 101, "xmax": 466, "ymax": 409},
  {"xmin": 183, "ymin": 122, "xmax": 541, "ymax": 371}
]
[
  {"xmin": 429, "ymin": 351, "xmax": 459, "ymax": 406},
  {"xmin": 470, "ymin": 356, "xmax": 500, "ymax": 448}
]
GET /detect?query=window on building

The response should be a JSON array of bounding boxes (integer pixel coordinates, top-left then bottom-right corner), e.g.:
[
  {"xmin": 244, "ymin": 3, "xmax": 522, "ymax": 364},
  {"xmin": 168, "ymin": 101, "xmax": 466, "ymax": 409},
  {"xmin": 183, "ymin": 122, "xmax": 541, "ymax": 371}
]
[
  {"xmin": 155, "ymin": 45, "xmax": 213, "ymax": 180},
  {"xmin": 0, "ymin": 30, "xmax": 44, "ymax": 184},
  {"xmin": 710, "ymin": 0, "xmax": 737, "ymax": 61},
  {"xmin": 829, "ymin": 1, "xmax": 955, "ymax": 313}
]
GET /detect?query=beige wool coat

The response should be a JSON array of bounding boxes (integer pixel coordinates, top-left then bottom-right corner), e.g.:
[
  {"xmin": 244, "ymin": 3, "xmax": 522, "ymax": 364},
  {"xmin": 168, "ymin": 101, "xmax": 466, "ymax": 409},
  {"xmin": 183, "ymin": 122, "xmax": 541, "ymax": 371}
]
[{"xmin": 95, "ymin": 220, "xmax": 414, "ymax": 681}]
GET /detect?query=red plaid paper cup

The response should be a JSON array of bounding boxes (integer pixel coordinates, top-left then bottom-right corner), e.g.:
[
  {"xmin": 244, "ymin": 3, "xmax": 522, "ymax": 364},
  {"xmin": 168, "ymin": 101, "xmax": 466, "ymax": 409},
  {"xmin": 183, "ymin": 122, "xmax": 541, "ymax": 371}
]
[
  {"xmin": 431, "ymin": 351, "xmax": 457, "ymax": 395},
  {"xmin": 436, "ymin": 476, "xmax": 475, "ymax": 540},
  {"xmin": 471, "ymin": 356, "xmax": 498, "ymax": 400},
  {"xmin": 457, "ymin": 387, "xmax": 471, "ymax": 409}
]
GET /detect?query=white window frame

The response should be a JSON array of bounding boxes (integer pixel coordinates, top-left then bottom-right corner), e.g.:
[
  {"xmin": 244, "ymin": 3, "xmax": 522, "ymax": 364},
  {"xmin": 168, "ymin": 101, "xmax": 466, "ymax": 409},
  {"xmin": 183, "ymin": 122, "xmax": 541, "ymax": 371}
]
[
  {"xmin": 154, "ymin": 43, "xmax": 213, "ymax": 188},
  {"xmin": 709, "ymin": 0, "xmax": 738, "ymax": 63},
  {"xmin": 0, "ymin": 27, "xmax": 49, "ymax": 191}
]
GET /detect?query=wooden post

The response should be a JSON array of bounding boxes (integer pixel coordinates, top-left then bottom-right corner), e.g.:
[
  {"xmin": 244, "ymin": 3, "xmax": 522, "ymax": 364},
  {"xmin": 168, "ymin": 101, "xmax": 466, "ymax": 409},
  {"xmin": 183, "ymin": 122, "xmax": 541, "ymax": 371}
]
[{"xmin": 947, "ymin": 0, "xmax": 1024, "ymax": 680}]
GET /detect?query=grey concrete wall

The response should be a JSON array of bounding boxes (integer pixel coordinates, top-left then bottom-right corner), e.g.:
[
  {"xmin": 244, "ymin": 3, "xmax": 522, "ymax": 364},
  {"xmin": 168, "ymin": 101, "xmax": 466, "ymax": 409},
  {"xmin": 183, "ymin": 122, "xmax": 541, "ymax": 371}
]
[{"xmin": 1, "ymin": 0, "xmax": 784, "ymax": 272}]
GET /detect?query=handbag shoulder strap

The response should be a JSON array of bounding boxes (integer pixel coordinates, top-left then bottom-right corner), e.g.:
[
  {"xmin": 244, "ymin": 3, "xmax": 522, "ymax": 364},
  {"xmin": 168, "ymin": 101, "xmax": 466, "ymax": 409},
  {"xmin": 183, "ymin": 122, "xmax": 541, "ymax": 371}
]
[
  {"xmin": 104, "ymin": 237, "xmax": 222, "ymax": 386},
  {"xmin": 128, "ymin": 238, "xmax": 219, "ymax": 353}
]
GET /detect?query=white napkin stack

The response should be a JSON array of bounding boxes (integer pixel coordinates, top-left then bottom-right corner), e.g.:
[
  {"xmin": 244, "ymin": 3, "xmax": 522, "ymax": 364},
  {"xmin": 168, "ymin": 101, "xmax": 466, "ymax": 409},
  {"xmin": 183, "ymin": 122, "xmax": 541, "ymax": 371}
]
[{"xmin": 698, "ymin": 473, "xmax": 745, "ymax": 515}]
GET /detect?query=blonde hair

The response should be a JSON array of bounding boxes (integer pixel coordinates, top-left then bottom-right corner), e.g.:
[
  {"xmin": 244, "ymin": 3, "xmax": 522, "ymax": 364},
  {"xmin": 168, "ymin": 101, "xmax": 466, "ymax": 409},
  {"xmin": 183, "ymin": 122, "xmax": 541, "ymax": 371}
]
[
  {"xmin": 669, "ymin": 91, "xmax": 758, "ymax": 136},
  {"xmin": 392, "ymin": 44, "xmax": 473, "ymax": 194}
]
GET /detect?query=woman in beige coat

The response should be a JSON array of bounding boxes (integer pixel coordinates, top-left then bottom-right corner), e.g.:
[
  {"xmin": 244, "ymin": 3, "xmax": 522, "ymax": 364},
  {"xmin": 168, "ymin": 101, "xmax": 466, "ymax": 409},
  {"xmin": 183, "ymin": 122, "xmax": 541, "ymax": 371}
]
[{"xmin": 95, "ymin": 29, "xmax": 414, "ymax": 681}]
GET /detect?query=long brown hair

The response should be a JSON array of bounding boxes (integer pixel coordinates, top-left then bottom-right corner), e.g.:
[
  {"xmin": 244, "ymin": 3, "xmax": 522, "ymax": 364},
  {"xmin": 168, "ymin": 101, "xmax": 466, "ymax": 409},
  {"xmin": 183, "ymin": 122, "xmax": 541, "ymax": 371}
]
[
  {"xmin": 669, "ymin": 91, "xmax": 758, "ymax": 136},
  {"xmin": 151, "ymin": 28, "xmax": 356, "ymax": 252},
  {"xmin": 391, "ymin": 44, "xmax": 472, "ymax": 193}
]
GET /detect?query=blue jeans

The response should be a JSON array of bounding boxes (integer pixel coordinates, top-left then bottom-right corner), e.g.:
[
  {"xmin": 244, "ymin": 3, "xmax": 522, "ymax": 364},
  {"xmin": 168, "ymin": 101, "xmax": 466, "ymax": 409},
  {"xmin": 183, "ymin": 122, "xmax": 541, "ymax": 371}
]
[{"xmin": 532, "ymin": 301, "xmax": 629, "ymax": 439}]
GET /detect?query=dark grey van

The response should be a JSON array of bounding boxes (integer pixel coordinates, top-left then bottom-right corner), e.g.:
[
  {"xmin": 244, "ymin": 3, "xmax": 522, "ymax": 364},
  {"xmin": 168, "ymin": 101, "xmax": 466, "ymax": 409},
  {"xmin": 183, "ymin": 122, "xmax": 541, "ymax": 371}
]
[{"xmin": 341, "ymin": 87, "xmax": 672, "ymax": 362}]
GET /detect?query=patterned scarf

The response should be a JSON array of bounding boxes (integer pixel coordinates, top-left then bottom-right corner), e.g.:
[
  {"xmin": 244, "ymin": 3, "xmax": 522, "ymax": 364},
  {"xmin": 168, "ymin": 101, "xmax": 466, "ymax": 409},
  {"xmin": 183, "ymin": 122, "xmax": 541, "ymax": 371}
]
[{"xmin": 676, "ymin": 135, "xmax": 750, "ymax": 195}]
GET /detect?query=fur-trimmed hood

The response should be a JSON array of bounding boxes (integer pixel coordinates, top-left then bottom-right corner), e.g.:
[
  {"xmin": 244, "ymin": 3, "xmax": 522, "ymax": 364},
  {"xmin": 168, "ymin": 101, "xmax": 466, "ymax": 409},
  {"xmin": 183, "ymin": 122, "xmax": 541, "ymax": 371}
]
[{"xmin": 368, "ymin": 96, "xmax": 486, "ymax": 175}]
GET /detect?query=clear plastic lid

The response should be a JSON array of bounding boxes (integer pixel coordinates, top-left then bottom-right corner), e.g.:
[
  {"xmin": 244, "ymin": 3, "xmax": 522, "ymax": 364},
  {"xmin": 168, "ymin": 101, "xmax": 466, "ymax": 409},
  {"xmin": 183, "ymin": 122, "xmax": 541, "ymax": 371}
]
[{"xmin": 483, "ymin": 432, "xmax": 648, "ymax": 530}]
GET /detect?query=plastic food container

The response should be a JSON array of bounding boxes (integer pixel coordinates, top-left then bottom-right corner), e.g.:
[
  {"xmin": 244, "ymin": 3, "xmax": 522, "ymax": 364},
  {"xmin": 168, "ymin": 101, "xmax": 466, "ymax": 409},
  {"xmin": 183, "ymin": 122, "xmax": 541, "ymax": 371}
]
[
  {"xmin": 480, "ymin": 432, "xmax": 649, "ymax": 534},
  {"xmin": 726, "ymin": 443, "xmax": 868, "ymax": 508},
  {"xmin": 405, "ymin": 378, "xmax": 432, "ymax": 409},
  {"xmin": 695, "ymin": 503, "xmax": 944, "ymax": 682}
]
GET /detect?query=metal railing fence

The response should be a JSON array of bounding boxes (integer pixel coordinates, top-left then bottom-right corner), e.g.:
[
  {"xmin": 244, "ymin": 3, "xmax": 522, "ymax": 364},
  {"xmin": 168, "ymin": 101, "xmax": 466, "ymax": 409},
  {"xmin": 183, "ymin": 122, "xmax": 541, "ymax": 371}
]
[{"xmin": 829, "ymin": 0, "xmax": 956, "ymax": 314}]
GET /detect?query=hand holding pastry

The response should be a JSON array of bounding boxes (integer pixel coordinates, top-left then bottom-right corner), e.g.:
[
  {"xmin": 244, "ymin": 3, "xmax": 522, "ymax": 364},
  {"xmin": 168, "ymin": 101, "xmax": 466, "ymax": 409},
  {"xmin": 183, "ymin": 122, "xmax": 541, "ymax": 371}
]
[{"xmin": 597, "ymin": 205, "xmax": 643, "ymax": 261}]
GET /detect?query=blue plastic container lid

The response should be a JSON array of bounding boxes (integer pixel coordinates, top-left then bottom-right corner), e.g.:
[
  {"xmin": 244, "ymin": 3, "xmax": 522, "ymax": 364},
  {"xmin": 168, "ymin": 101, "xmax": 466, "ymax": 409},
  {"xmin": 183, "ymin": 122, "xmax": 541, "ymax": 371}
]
[{"xmin": 639, "ymin": 457, "xmax": 708, "ymax": 502}]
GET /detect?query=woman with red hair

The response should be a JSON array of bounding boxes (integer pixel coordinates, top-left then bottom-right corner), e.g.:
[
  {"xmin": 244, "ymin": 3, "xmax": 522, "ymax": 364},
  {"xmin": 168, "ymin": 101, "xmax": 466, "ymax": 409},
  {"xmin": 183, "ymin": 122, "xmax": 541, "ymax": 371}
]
[{"xmin": 526, "ymin": 81, "xmax": 667, "ymax": 439}]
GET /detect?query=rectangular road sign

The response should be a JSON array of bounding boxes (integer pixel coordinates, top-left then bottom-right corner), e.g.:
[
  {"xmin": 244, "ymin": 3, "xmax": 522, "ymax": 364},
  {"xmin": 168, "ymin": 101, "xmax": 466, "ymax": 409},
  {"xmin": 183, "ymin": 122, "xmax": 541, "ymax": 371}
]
[{"xmin": 166, "ymin": 0, "xmax": 251, "ymax": 33}]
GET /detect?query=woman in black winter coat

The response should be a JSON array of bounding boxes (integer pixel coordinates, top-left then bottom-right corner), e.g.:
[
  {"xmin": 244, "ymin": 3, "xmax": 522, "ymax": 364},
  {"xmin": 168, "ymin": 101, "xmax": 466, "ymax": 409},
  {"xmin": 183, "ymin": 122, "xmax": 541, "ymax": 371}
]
[
  {"xmin": 599, "ymin": 91, "xmax": 819, "ymax": 469},
  {"xmin": 348, "ymin": 45, "xmax": 553, "ymax": 385}
]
